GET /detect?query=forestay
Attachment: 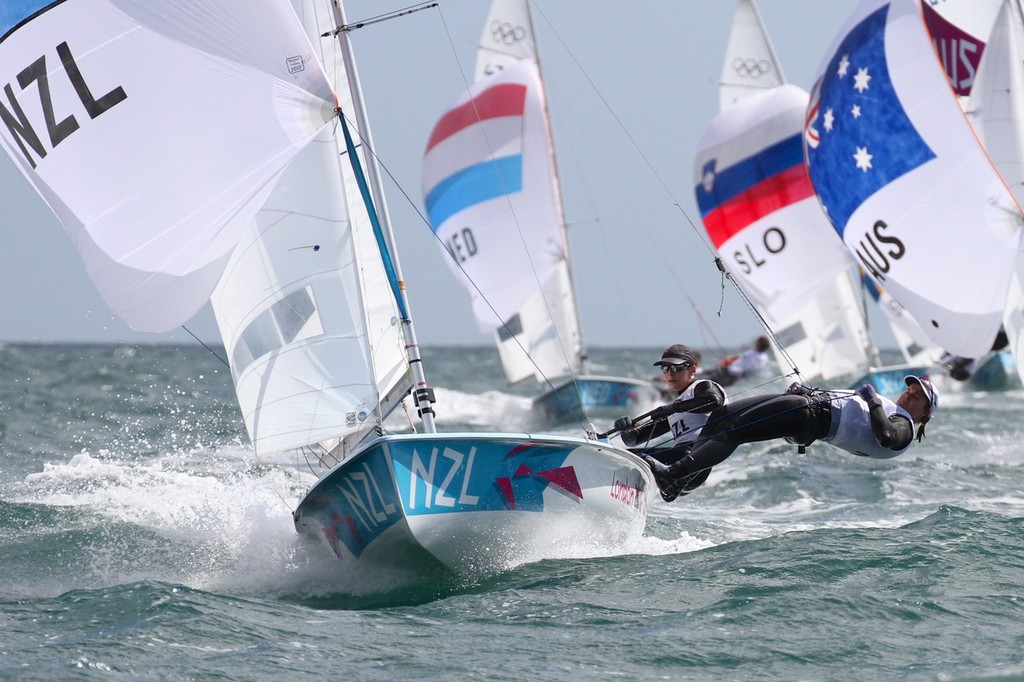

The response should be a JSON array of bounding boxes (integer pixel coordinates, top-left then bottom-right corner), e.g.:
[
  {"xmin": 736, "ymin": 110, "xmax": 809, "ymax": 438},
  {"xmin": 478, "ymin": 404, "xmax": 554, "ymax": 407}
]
[
  {"xmin": 805, "ymin": 0, "xmax": 1023, "ymax": 358},
  {"xmin": 0, "ymin": 0, "xmax": 336, "ymax": 332}
]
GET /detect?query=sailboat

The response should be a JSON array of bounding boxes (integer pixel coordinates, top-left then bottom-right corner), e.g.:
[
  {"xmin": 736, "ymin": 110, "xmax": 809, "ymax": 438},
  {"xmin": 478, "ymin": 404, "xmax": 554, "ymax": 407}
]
[
  {"xmin": 420, "ymin": 0, "xmax": 663, "ymax": 428},
  {"xmin": 918, "ymin": 0, "xmax": 1022, "ymax": 390},
  {"xmin": 804, "ymin": 0, "xmax": 1024, "ymax": 390},
  {"xmin": 694, "ymin": 0, "xmax": 942, "ymax": 395},
  {"xmin": 942, "ymin": 0, "xmax": 1024, "ymax": 390},
  {"xmin": 0, "ymin": 0, "xmax": 653, "ymax": 576}
]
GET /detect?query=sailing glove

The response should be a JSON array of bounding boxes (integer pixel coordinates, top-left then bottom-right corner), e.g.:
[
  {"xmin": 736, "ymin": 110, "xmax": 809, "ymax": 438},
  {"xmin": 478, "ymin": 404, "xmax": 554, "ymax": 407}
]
[
  {"xmin": 786, "ymin": 382, "xmax": 810, "ymax": 396},
  {"xmin": 650, "ymin": 400, "xmax": 684, "ymax": 420},
  {"xmin": 613, "ymin": 416, "xmax": 633, "ymax": 432},
  {"xmin": 857, "ymin": 383, "xmax": 883, "ymax": 409}
]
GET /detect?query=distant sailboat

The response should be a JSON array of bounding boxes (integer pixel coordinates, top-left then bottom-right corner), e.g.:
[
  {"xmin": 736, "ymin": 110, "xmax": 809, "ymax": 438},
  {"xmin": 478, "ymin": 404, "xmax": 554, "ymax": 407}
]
[
  {"xmin": 695, "ymin": 0, "xmax": 940, "ymax": 394},
  {"xmin": 0, "ymin": 0, "xmax": 654, "ymax": 578},
  {"xmin": 421, "ymin": 0, "xmax": 663, "ymax": 427},
  {"xmin": 804, "ymin": 0, "xmax": 1024, "ymax": 391}
]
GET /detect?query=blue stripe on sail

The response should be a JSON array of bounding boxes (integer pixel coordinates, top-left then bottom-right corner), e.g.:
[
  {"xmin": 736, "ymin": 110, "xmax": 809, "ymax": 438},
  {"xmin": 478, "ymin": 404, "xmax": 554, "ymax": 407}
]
[
  {"xmin": 696, "ymin": 134, "xmax": 805, "ymax": 216},
  {"xmin": 425, "ymin": 156, "xmax": 523, "ymax": 231},
  {"xmin": 1, "ymin": 0, "xmax": 59, "ymax": 40}
]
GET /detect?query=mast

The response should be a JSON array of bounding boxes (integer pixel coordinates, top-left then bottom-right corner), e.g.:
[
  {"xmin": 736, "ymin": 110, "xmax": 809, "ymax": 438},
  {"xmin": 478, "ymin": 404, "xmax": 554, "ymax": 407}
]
[
  {"xmin": 521, "ymin": 1, "xmax": 588, "ymax": 373},
  {"xmin": 329, "ymin": 0, "xmax": 437, "ymax": 432}
]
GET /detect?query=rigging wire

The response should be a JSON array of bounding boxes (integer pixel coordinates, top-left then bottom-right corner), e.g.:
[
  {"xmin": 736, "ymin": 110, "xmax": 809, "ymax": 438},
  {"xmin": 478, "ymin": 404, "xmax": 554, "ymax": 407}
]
[{"xmin": 527, "ymin": 1, "xmax": 803, "ymax": 381}]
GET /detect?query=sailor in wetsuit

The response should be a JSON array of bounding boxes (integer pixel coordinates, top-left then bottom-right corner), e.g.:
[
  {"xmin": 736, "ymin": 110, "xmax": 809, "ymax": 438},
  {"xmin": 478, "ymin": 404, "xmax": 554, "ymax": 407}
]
[
  {"xmin": 612, "ymin": 344, "xmax": 727, "ymax": 502},
  {"xmin": 645, "ymin": 375, "xmax": 938, "ymax": 500}
]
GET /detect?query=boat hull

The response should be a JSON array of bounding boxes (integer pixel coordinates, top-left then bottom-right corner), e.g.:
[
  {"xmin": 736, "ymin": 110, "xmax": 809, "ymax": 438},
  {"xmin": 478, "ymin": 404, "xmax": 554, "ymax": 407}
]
[
  {"xmin": 531, "ymin": 375, "xmax": 663, "ymax": 427},
  {"xmin": 293, "ymin": 432, "xmax": 653, "ymax": 575},
  {"xmin": 967, "ymin": 351, "xmax": 1020, "ymax": 390},
  {"xmin": 848, "ymin": 363, "xmax": 946, "ymax": 397}
]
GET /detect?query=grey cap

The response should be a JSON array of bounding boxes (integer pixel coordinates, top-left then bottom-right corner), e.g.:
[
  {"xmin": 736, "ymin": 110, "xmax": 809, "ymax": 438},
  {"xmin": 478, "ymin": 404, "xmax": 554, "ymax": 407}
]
[{"xmin": 654, "ymin": 344, "xmax": 700, "ymax": 367}]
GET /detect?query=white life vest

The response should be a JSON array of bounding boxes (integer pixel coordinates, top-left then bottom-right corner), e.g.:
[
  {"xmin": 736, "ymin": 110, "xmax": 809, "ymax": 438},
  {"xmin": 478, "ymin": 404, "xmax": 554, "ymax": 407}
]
[
  {"xmin": 823, "ymin": 393, "xmax": 913, "ymax": 459},
  {"xmin": 668, "ymin": 379, "xmax": 727, "ymax": 446}
]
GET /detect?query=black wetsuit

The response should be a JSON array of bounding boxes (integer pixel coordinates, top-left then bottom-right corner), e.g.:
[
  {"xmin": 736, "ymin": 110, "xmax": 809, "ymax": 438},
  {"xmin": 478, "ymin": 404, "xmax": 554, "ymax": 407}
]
[
  {"xmin": 620, "ymin": 380, "xmax": 725, "ymax": 501},
  {"xmin": 648, "ymin": 388, "xmax": 915, "ymax": 500}
]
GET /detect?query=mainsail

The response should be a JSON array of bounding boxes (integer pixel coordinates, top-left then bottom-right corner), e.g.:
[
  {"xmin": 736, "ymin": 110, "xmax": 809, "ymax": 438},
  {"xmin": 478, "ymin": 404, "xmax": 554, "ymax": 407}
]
[
  {"xmin": 0, "ymin": 0, "xmax": 336, "ymax": 332},
  {"xmin": 805, "ymin": 0, "xmax": 1023, "ymax": 358}
]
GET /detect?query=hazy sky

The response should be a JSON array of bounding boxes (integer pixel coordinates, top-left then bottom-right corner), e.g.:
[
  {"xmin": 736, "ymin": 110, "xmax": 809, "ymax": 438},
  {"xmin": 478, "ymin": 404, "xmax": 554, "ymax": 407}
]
[{"xmin": 1, "ymin": 0, "xmax": 869, "ymax": 350}]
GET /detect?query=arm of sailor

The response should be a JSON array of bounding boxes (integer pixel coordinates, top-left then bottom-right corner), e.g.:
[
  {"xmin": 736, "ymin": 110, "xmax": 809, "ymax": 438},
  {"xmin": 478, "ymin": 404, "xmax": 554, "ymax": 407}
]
[
  {"xmin": 866, "ymin": 408, "xmax": 915, "ymax": 453},
  {"xmin": 621, "ymin": 418, "xmax": 670, "ymax": 447},
  {"xmin": 683, "ymin": 380, "xmax": 726, "ymax": 413}
]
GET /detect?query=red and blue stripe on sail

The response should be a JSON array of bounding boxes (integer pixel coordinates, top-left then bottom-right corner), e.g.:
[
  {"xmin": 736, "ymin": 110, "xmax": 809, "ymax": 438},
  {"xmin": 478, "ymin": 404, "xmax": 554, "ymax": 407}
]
[
  {"xmin": 423, "ymin": 82, "xmax": 527, "ymax": 230},
  {"xmin": 696, "ymin": 132, "xmax": 814, "ymax": 249}
]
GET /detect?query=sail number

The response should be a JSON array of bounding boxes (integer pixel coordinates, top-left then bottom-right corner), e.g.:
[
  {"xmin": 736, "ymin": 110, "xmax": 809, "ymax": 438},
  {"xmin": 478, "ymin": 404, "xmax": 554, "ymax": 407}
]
[
  {"xmin": 407, "ymin": 445, "xmax": 481, "ymax": 510},
  {"xmin": 445, "ymin": 226, "xmax": 478, "ymax": 263},
  {"xmin": 854, "ymin": 219, "xmax": 906, "ymax": 282},
  {"xmin": 731, "ymin": 225, "xmax": 786, "ymax": 274},
  {"xmin": 1, "ymin": 41, "xmax": 126, "ymax": 169}
]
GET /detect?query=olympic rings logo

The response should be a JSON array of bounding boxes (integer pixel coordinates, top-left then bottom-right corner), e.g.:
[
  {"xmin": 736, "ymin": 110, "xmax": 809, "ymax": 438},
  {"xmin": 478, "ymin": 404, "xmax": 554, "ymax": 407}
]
[
  {"xmin": 732, "ymin": 57, "xmax": 772, "ymax": 78},
  {"xmin": 490, "ymin": 20, "xmax": 526, "ymax": 45}
]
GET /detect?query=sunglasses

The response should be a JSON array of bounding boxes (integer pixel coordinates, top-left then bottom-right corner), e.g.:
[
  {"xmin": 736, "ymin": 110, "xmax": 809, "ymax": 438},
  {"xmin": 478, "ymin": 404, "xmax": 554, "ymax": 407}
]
[{"xmin": 662, "ymin": 363, "xmax": 692, "ymax": 375}]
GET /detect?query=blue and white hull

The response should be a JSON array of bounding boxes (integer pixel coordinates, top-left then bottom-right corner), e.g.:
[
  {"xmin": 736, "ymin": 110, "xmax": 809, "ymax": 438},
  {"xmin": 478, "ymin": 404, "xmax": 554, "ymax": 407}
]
[
  {"xmin": 848, "ymin": 363, "xmax": 946, "ymax": 396},
  {"xmin": 293, "ymin": 432, "xmax": 653, "ymax": 574},
  {"xmin": 967, "ymin": 351, "xmax": 1020, "ymax": 391},
  {"xmin": 531, "ymin": 375, "xmax": 664, "ymax": 428}
]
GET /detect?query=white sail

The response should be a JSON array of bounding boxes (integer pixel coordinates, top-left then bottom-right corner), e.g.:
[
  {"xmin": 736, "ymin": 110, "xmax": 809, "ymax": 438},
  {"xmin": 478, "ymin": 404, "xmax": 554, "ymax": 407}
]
[
  {"xmin": 718, "ymin": 0, "xmax": 785, "ymax": 109},
  {"xmin": 422, "ymin": 60, "xmax": 578, "ymax": 384},
  {"xmin": 208, "ymin": 0, "xmax": 412, "ymax": 456},
  {"xmin": 860, "ymin": 271, "xmax": 940, "ymax": 365},
  {"xmin": 965, "ymin": 1, "xmax": 1024, "ymax": 386},
  {"xmin": 805, "ymin": 0, "xmax": 1023, "ymax": 358},
  {"xmin": 475, "ymin": 0, "xmax": 537, "ymax": 80},
  {"xmin": 697, "ymin": 84, "xmax": 854, "ymax": 321},
  {"xmin": 421, "ymin": 0, "xmax": 663, "ymax": 425},
  {"xmin": 967, "ymin": 2, "xmax": 1024, "ymax": 205},
  {"xmin": 0, "ymin": 0, "xmax": 335, "ymax": 332},
  {"xmin": 696, "ymin": 2, "xmax": 873, "ymax": 384},
  {"xmin": 4, "ymin": 0, "xmax": 654, "ymax": 574}
]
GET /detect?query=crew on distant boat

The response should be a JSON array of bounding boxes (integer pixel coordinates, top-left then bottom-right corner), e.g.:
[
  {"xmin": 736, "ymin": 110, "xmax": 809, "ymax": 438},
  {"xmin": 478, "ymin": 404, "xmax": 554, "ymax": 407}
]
[
  {"xmin": 701, "ymin": 335, "xmax": 771, "ymax": 387},
  {"xmin": 940, "ymin": 328, "xmax": 1009, "ymax": 381},
  {"xmin": 644, "ymin": 376, "xmax": 938, "ymax": 501},
  {"xmin": 613, "ymin": 344, "xmax": 727, "ymax": 502}
]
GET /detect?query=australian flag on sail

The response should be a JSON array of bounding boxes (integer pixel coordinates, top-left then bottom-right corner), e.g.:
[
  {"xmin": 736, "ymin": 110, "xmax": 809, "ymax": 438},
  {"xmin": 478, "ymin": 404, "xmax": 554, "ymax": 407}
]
[{"xmin": 804, "ymin": 4, "xmax": 935, "ymax": 237}]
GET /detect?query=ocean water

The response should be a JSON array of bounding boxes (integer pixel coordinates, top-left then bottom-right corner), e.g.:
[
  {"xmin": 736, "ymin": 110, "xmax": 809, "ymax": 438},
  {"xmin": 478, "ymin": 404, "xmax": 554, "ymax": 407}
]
[{"xmin": 2, "ymin": 343, "xmax": 1024, "ymax": 680}]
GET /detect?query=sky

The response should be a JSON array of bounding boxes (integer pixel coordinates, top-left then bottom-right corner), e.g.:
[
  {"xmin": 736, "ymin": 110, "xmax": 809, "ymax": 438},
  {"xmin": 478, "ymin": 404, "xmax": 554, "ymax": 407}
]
[{"xmin": 0, "ymin": 0, "xmax": 871, "ymax": 350}]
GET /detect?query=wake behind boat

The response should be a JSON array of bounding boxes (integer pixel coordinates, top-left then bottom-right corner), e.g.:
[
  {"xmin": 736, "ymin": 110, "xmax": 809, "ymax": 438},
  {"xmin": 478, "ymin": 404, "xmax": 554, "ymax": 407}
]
[{"xmin": 0, "ymin": 0, "xmax": 653, "ymax": 579}]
